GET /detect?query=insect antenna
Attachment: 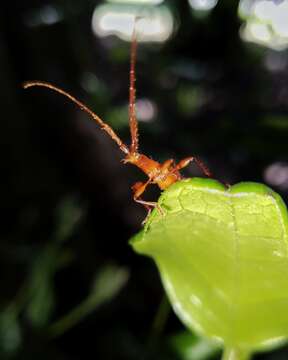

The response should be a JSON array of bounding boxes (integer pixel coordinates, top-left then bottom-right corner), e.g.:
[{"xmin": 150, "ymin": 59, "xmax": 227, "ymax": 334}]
[
  {"xmin": 129, "ymin": 24, "xmax": 139, "ymax": 155},
  {"xmin": 23, "ymin": 81, "xmax": 129, "ymax": 155}
]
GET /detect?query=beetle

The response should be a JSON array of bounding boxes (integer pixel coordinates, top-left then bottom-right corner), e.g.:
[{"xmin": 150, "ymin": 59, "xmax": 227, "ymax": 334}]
[{"xmin": 23, "ymin": 28, "xmax": 212, "ymax": 219}]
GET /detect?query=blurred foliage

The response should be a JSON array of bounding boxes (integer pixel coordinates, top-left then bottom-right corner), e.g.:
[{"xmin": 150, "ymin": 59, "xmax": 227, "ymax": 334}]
[
  {"xmin": 49, "ymin": 264, "xmax": 129, "ymax": 337},
  {"xmin": 1, "ymin": 0, "xmax": 288, "ymax": 359},
  {"xmin": 170, "ymin": 331, "xmax": 221, "ymax": 360}
]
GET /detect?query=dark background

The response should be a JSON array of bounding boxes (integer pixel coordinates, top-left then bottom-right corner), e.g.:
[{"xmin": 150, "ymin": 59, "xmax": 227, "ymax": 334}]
[{"xmin": 1, "ymin": 0, "xmax": 288, "ymax": 359}]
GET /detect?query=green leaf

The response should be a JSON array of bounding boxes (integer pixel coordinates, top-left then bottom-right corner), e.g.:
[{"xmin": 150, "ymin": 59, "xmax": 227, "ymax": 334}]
[
  {"xmin": 130, "ymin": 178, "xmax": 288, "ymax": 354},
  {"xmin": 170, "ymin": 330, "xmax": 220, "ymax": 360}
]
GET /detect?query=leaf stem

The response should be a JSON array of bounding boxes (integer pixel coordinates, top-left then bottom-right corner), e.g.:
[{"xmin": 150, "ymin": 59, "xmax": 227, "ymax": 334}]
[{"xmin": 222, "ymin": 347, "xmax": 251, "ymax": 360}]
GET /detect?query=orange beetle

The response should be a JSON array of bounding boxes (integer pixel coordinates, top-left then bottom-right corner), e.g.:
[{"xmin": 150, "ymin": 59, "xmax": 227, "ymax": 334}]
[{"xmin": 23, "ymin": 27, "xmax": 212, "ymax": 218}]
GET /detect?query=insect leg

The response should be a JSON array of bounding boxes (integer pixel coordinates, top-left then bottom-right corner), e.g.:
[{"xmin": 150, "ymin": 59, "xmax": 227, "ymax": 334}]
[
  {"xmin": 132, "ymin": 180, "xmax": 158, "ymax": 208},
  {"xmin": 160, "ymin": 159, "xmax": 175, "ymax": 171},
  {"xmin": 131, "ymin": 180, "xmax": 150, "ymax": 200},
  {"xmin": 172, "ymin": 157, "xmax": 212, "ymax": 178},
  {"xmin": 194, "ymin": 157, "xmax": 213, "ymax": 178},
  {"xmin": 131, "ymin": 180, "xmax": 163, "ymax": 222},
  {"xmin": 171, "ymin": 157, "xmax": 194, "ymax": 172}
]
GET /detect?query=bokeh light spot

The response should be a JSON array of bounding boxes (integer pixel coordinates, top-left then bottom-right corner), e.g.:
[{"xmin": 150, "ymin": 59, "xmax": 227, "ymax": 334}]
[
  {"xmin": 91, "ymin": 3, "xmax": 174, "ymax": 42},
  {"xmin": 188, "ymin": 0, "xmax": 218, "ymax": 11},
  {"xmin": 264, "ymin": 162, "xmax": 288, "ymax": 190},
  {"xmin": 239, "ymin": 0, "xmax": 288, "ymax": 50},
  {"xmin": 107, "ymin": 0, "xmax": 164, "ymax": 4},
  {"xmin": 23, "ymin": 4, "xmax": 62, "ymax": 27},
  {"xmin": 136, "ymin": 99, "xmax": 157, "ymax": 122}
]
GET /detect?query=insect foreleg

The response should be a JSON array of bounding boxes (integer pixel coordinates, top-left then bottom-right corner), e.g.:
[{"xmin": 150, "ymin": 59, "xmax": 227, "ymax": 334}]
[
  {"xmin": 131, "ymin": 180, "xmax": 151, "ymax": 200},
  {"xmin": 131, "ymin": 179, "xmax": 163, "ymax": 222}
]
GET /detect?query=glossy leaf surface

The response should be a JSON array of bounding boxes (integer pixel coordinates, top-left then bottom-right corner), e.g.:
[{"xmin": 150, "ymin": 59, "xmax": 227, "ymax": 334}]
[{"xmin": 131, "ymin": 178, "xmax": 288, "ymax": 350}]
